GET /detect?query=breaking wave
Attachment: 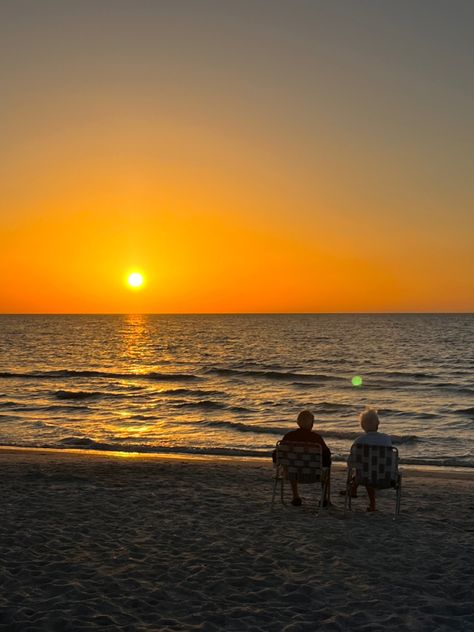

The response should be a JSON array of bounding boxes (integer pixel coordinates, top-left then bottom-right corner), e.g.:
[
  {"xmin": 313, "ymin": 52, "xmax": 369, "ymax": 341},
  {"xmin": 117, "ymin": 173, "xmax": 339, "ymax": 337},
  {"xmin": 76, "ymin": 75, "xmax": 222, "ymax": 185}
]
[
  {"xmin": 181, "ymin": 420, "xmax": 420, "ymax": 445},
  {"xmin": 0, "ymin": 370, "xmax": 200, "ymax": 381},
  {"xmin": 5, "ymin": 438, "xmax": 468, "ymax": 468},
  {"xmin": 207, "ymin": 368, "xmax": 339, "ymax": 382}
]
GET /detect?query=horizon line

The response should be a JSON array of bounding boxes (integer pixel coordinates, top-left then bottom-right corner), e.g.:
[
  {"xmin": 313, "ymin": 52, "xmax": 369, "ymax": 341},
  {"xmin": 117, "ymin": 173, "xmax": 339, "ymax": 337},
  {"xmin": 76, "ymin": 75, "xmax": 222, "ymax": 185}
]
[{"xmin": 0, "ymin": 311, "xmax": 473, "ymax": 316}]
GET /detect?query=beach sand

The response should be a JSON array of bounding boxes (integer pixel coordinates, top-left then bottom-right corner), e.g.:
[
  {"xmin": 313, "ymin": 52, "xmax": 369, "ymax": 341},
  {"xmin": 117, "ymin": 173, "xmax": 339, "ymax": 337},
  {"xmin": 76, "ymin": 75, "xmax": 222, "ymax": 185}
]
[{"xmin": 1, "ymin": 448, "xmax": 473, "ymax": 631}]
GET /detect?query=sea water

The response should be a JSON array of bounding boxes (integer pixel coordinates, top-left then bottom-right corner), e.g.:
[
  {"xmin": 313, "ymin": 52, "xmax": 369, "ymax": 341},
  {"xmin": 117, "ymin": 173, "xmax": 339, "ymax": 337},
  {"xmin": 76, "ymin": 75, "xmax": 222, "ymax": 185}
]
[{"xmin": 0, "ymin": 314, "xmax": 473, "ymax": 468}]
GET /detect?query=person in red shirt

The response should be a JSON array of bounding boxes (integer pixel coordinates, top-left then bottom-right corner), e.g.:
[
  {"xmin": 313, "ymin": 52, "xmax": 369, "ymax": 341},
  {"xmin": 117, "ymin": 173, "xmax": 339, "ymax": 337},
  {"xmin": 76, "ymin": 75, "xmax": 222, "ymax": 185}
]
[{"xmin": 280, "ymin": 410, "xmax": 331, "ymax": 506}]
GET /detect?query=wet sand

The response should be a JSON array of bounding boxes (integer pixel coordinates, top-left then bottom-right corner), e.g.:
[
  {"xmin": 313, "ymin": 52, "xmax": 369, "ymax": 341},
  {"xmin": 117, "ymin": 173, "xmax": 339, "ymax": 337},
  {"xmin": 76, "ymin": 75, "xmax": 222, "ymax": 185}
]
[{"xmin": 1, "ymin": 447, "xmax": 473, "ymax": 631}]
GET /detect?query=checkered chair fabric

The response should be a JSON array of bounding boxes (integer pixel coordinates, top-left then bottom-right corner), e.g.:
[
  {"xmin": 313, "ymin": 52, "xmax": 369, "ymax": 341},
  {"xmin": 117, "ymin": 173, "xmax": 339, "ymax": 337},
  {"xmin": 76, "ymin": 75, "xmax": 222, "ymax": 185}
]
[
  {"xmin": 349, "ymin": 444, "xmax": 398, "ymax": 488},
  {"xmin": 276, "ymin": 441, "xmax": 324, "ymax": 483}
]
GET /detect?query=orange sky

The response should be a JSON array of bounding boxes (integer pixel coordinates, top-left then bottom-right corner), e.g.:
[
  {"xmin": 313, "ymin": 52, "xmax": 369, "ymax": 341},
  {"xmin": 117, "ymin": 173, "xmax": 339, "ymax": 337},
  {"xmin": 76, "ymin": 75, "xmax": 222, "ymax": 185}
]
[{"xmin": 1, "ymin": 1, "xmax": 473, "ymax": 313}]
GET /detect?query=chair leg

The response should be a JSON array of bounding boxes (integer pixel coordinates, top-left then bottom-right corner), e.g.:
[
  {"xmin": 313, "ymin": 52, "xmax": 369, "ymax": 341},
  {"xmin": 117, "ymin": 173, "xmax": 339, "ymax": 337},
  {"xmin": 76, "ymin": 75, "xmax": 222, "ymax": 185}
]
[
  {"xmin": 271, "ymin": 477, "xmax": 279, "ymax": 509},
  {"xmin": 317, "ymin": 479, "xmax": 328, "ymax": 516},
  {"xmin": 344, "ymin": 473, "xmax": 353, "ymax": 513},
  {"xmin": 280, "ymin": 478, "xmax": 285, "ymax": 505},
  {"xmin": 395, "ymin": 476, "xmax": 402, "ymax": 518}
]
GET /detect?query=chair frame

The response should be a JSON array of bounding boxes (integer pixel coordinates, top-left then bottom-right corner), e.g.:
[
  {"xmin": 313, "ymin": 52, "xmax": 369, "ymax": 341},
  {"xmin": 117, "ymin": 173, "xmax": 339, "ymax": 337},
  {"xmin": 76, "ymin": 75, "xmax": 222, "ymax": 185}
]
[
  {"xmin": 271, "ymin": 440, "xmax": 329, "ymax": 513},
  {"xmin": 344, "ymin": 444, "xmax": 402, "ymax": 519}
]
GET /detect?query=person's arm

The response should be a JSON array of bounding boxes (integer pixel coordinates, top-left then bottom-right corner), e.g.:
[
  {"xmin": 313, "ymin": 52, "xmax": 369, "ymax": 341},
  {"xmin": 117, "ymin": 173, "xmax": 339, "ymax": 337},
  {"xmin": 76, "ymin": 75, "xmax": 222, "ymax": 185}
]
[
  {"xmin": 319, "ymin": 438, "xmax": 331, "ymax": 468},
  {"xmin": 348, "ymin": 441, "xmax": 357, "ymax": 464}
]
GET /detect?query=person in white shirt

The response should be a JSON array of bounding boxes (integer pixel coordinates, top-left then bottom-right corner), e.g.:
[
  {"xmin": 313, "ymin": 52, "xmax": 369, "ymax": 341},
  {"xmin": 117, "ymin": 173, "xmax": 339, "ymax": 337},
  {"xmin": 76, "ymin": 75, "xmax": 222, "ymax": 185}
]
[{"xmin": 347, "ymin": 408, "xmax": 392, "ymax": 511}]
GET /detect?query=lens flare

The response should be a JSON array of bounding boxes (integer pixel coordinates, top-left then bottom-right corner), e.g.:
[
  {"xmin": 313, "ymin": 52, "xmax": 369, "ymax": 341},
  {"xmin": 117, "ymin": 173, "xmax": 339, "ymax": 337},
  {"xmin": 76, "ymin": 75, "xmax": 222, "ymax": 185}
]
[{"xmin": 352, "ymin": 375, "xmax": 363, "ymax": 387}]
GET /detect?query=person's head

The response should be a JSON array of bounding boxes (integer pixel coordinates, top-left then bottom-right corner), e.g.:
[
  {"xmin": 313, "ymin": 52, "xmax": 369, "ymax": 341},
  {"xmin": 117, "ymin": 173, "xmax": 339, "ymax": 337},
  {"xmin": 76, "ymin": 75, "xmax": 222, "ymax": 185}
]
[
  {"xmin": 359, "ymin": 407, "xmax": 379, "ymax": 433},
  {"xmin": 297, "ymin": 410, "xmax": 314, "ymax": 431}
]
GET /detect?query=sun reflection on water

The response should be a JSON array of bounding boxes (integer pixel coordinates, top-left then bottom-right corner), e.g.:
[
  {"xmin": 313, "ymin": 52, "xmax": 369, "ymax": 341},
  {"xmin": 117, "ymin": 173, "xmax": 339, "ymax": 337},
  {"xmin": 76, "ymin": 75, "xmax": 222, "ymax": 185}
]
[{"xmin": 120, "ymin": 314, "xmax": 152, "ymax": 368}]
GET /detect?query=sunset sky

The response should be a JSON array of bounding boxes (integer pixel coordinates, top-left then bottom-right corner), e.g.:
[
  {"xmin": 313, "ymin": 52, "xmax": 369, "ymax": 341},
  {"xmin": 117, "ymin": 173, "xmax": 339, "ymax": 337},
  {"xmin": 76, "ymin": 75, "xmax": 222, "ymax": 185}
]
[{"xmin": 1, "ymin": 0, "xmax": 473, "ymax": 313}]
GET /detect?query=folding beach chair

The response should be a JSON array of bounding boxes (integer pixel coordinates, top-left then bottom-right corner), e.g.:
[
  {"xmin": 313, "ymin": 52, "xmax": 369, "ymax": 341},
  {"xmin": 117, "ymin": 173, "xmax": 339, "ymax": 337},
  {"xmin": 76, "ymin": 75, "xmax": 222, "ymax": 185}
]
[
  {"xmin": 271, "ymin": 441, "xmax": 329, "ymax": 513},
  {"xmin": 344, "ymin": 444, "xmax": 402, "ymax": 518}
]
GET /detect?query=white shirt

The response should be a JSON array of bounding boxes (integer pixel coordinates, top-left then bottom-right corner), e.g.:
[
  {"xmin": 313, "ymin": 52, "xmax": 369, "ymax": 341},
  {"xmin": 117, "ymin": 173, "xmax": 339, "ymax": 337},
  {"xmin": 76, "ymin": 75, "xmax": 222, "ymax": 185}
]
[
  {"xmin": 354, "ymin": 431, "xmax": 392, "ymax": 447},
  {"xmin": 351, "ymin": 431, "xmax": 396, "ymax": 476}
]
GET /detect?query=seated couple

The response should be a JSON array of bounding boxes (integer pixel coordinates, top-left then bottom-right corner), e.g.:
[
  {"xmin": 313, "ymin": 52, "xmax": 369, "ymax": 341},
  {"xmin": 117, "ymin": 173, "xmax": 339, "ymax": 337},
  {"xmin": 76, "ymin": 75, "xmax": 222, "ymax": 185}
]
[{"xmin": 277, "ymin": 407, "xmax": 391, "ymax": 510}]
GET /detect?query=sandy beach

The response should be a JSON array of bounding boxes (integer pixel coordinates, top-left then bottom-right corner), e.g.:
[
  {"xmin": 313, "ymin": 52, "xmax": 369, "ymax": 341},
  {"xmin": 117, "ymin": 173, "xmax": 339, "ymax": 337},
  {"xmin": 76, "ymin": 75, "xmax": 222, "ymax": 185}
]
[{"xmin": 1, "ymin": 447, "xmax": 473, "ymax": 632}]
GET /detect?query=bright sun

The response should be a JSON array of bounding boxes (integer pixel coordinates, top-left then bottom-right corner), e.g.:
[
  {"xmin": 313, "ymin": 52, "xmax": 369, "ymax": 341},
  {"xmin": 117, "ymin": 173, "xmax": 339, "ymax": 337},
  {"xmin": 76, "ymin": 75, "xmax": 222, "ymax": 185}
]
[{"xmin": 127, "ymin": 272, "xmax": 144, "ymax": 289}]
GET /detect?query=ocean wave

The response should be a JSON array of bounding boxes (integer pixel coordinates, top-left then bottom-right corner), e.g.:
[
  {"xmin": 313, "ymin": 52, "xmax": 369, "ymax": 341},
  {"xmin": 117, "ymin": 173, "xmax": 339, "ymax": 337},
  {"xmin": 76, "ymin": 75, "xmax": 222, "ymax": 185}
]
[
  {"xmin": 0, "ymin": 370, "xmax": 200, "ymax": 381},
  {"xmin": 433, "ymin": 384, "xmax": 474, "ymax": 396},
  {"xmin": 159, "ymin": 388, "xmax": 225, "ymax": 397},
  {"xmin": 53, "ymin": 437, "xmax": 266, "ymax": 458},
  {"xmin": 128, "ymin": 414, "xmax": 158, "ymax": 421},
  {"xmin": 171, "ymin": 400, "xmax": 254, "ymax": 413},
  {"xmin": 197, "ymin": 420, "xmax": 289, "ymax": 435},
  {"xmin": 43, "ymin": 404, "xmax": 91, "ymax": 413},
  {"xmin": 455, "ymin": 387, "xmax": 474, "ymax": 396},
  {"xmin": 146, "ymin": 372, "xmax": 200, "ymax": 381},
  {"xmin": 313, "ymin": 402, "xmax": 354, "ymax": 413},
  {"xmin": 368, "ymin": 371, "xmax": 434, "ymax": 380},
  {"xmin": 0, "ymin": 401, "xmax": 90, "ymax": 413},
  {"xmin": 377, "ymin": 408, "xmax": 439, "ymax": 420},
  {"xmin": 292, "ymin": 382, "xmax": 325, "ymax": 388},
  {"xmin": 360, "ymin": 375, "xmax": 466, "ymax": 390},
  {"xmin": 322, "ymin": 430, "xmax": 419, "ymax": 445},
  {"xmin": 54, "ymin": 390, "xmax": 104, "ymax": 400},
  {"xmin": 453, "ymin": 407, "xmax": 474, "ymax": 416},
  {"xmin": 362, "ymin": 379, "xmax": 427, "ymax": 390},
  {"xmin": 173, "ymin": 400, "xmax": 227, "ymax": 410},
  {"xmin": 0, "ymin": 401, "xmax": 25, "ymax": 410},
  {"xmin": 207, "ymin": 368, "xmax": 339, "ymax": 382},
  {"xmin": 185, "ymin": 420, "xmax": 420, "ymax": 444},
  {"xmin": 229, "ymin": 406, "xmax": 254, "ymax": 413},
  {"xmin": 398, "ymin": 455, "xmax": 474, "ymax": 468},
  {"xmin": 0, "ymin": 414, "xmax": 21, "ymax": 421},
  {"xmin": 5, "ymin": 439, "xmax": 470, "ymax": 468}
]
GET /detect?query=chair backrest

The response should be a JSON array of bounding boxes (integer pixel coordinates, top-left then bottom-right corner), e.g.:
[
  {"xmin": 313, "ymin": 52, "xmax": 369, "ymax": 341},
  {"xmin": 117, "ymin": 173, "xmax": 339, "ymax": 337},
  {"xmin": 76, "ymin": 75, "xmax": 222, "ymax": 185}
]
[
  {"xmin": 349, "ymin": 444, "xmax": 399, "ymax": 488},
  {"xmin": 275, "ymin": 441, "xmax": 324, "ymax": 483}
]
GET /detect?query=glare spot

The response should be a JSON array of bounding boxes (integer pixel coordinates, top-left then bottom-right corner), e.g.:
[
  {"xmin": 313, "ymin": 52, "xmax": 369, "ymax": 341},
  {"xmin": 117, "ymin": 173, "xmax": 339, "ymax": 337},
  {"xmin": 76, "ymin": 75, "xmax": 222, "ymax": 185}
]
[{"xmin": 352, "ymin": 375, "xmax": 363, "ymax": 387}]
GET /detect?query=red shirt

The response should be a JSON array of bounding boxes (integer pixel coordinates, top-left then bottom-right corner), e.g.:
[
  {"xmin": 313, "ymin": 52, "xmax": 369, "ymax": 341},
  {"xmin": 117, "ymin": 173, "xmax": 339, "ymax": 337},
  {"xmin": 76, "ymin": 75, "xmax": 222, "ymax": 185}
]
[{"xmin": 282, "ymin": 428, "xmax": 331, "ymax": 467}]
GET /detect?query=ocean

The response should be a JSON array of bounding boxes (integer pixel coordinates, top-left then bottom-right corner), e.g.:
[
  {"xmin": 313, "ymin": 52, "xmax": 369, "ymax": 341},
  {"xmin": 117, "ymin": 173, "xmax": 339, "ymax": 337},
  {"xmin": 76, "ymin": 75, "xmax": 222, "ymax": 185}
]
[{"xmin": 0, "ymin": 314, "xmax": 473, "ymax": 468}]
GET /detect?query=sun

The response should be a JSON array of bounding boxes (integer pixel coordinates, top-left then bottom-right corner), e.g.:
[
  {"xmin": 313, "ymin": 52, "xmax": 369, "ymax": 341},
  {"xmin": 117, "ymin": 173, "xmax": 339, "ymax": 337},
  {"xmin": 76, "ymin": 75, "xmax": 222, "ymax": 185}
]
[{"xmin": 127, "ymin": 272, "xmax": 145, "ymax": 289}]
